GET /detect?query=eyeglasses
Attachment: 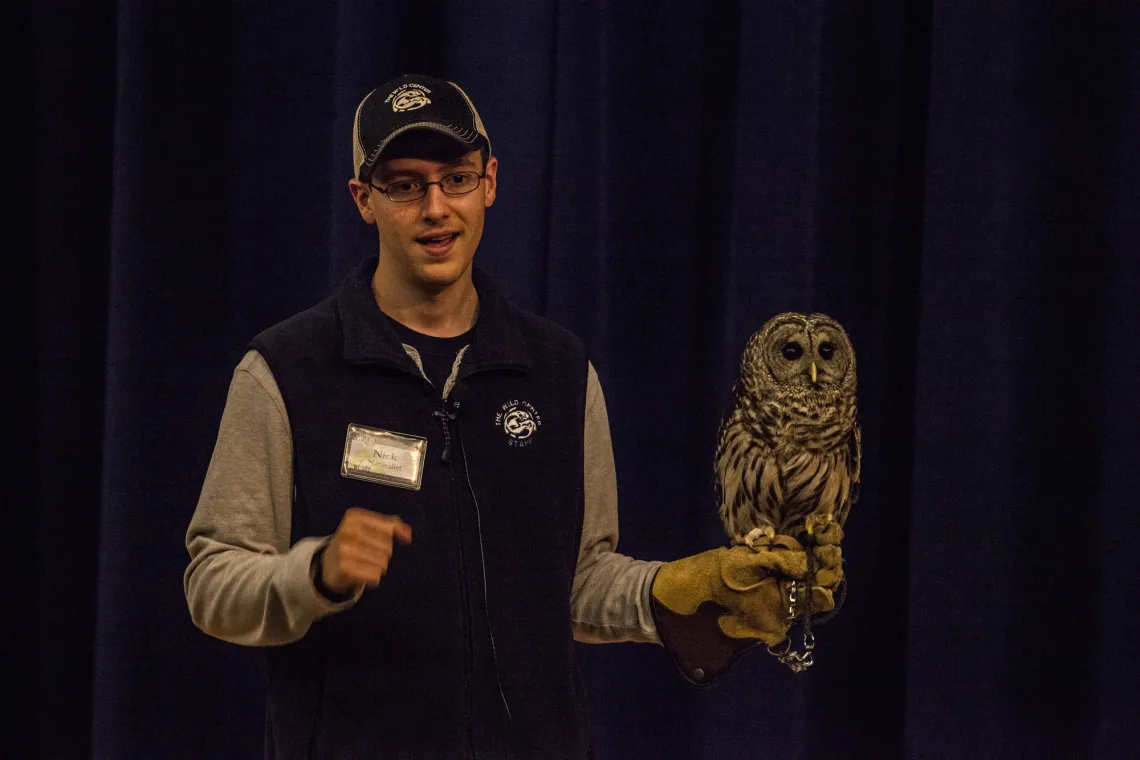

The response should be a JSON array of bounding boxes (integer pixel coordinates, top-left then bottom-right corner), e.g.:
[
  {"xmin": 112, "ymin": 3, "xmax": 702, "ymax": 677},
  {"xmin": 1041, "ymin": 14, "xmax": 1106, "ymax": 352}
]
[{"xmin": 369, "ymin": 171, "xmax": 486, "ymax": 203}]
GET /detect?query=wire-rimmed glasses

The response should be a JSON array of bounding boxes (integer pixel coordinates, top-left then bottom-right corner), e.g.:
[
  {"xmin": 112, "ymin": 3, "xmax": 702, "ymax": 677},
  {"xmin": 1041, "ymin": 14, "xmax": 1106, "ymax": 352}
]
[{"xmin": 370, "ymin": 171, "xmax": 486, "ymax": 203}]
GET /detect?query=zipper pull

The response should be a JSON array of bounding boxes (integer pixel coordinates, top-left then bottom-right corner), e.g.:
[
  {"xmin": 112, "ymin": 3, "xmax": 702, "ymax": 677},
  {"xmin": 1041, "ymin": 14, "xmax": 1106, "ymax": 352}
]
[{"xmin": 432, "ymin": 408, "xmax": 455, "ymax": 463}]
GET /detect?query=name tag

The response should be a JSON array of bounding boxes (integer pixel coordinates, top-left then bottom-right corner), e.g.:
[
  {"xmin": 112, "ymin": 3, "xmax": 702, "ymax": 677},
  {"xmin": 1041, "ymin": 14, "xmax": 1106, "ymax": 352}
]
[{"xmin": 340, "ymin": 424, "xmax": 427, "ymax": 491}]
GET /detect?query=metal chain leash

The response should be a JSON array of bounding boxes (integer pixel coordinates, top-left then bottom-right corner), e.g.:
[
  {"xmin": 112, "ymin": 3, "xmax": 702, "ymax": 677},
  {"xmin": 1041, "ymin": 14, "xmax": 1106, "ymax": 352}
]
[{"xmin": 767, "ymin": 538, "xmax": 817, "ymax": 672}]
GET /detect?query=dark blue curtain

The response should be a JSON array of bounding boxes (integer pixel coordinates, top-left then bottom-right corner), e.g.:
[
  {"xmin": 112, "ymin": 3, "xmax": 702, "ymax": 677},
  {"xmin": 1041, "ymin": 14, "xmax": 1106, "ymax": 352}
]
[{"xmin": 14, "ymin": 1, "xmax": 1139, "ymax": 758}]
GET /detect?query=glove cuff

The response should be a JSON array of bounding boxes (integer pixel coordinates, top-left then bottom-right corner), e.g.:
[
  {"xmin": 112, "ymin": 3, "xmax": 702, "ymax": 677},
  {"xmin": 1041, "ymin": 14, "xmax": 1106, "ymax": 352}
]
[{"xmin": 650, "ymin": 568, "xmax": 759, "ymax": 687}]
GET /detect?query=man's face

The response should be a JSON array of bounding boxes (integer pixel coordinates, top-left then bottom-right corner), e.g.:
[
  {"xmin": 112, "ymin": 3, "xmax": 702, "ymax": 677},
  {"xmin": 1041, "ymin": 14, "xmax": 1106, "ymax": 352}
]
[{"xmin": 349, "ymin": 134, "xmax": 497, "ymax": 293}]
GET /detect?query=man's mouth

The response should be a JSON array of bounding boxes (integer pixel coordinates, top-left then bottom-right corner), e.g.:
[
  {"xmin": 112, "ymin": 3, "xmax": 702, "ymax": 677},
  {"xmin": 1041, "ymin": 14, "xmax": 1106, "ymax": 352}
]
[{"xmin": 416, "ymin": 232, "xmax": 460, "ymax": 254}]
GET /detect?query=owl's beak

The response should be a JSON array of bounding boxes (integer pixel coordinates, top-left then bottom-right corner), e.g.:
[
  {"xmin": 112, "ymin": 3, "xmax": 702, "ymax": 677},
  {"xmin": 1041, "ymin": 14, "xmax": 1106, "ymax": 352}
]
[{"xmin": 811, "ymin": 362, "xmax": 818, "ymax": 384}]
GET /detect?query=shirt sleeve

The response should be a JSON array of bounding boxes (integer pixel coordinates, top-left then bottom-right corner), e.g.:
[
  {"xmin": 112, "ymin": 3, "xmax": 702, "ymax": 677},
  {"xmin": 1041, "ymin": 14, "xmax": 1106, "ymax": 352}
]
[
  {"xmin": 183, "ymin": 350, "xmax": 362, "ymax": 647},
  {"xmin": 570, "ymin": 362, "xmax": 663, "ymax": 644}
]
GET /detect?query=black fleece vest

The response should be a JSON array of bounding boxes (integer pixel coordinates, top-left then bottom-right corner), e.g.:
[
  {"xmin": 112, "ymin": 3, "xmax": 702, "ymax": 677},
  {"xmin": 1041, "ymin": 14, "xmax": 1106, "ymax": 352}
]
[{"xmin": 251, "ymin": 259, "xmax": 591, "ymax": 759}]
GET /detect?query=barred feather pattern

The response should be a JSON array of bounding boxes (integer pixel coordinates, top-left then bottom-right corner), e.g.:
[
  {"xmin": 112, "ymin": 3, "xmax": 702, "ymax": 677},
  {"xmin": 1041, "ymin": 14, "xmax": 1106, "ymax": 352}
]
[{"xmin": 715, "ymin": 313, "xmax": 861, "ymax": 543}]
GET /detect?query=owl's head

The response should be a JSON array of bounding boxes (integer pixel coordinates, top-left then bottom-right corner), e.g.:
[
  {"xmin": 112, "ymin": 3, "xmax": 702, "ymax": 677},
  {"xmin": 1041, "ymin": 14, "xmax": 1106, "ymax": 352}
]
[{"xmin": 740, "ymin": 312, "xmax": 856, "ymax": 396}]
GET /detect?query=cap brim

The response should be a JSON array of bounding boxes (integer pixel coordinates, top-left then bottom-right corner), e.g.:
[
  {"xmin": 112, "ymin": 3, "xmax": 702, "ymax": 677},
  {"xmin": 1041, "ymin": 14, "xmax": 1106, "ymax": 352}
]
[{"xmin": 360, "ymin": 123, "xmax": 483, "ymax": 180}]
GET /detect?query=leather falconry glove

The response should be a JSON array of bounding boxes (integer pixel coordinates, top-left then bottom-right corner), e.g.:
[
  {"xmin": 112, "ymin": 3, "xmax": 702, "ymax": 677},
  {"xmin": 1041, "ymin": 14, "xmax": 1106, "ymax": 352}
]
[{"xmin": 650, "ymin": 522, "xmax": 844, "ymax": 685}]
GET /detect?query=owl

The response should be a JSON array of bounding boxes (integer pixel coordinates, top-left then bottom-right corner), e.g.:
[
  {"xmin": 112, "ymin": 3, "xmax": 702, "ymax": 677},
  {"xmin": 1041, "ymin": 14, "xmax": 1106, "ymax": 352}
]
[{"xmin": 715, "ymin": 313, "xmax": 860, "ymax": 549}]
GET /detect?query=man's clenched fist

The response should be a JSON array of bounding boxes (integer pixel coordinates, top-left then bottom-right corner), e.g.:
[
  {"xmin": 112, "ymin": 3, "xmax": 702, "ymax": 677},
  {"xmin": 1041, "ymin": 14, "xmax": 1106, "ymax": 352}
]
[{"xmin": 319, "ymin": 508, "xmax": 413, "ymax": 594}]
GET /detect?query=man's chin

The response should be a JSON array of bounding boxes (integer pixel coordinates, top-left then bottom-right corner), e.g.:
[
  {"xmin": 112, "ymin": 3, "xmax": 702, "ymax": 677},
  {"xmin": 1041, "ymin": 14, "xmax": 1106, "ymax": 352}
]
[{"xmin": 414, "ymin": 257, "xmax": 472, "ymax": 291}]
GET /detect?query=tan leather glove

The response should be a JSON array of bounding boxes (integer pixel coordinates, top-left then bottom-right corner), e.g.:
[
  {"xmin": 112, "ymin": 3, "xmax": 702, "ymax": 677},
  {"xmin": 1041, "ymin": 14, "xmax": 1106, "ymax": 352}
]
[{"xmin": 651, "ymin": 525, "xmax": 843, "ymax": 685}]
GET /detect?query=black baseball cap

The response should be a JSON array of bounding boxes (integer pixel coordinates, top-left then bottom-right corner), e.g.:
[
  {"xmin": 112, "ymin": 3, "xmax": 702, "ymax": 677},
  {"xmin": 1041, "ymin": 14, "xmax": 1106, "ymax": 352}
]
[{"xmin": 352, "ymin": 74, "xmax": 492, "ymax": 181}]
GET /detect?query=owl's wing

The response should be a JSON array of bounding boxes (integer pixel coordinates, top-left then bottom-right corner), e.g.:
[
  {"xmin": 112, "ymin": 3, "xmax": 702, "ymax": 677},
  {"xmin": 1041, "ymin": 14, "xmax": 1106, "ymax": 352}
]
[
  {"xmin": 835, "ymin": 420, "xmax": 861, "ymax": 526},
  {"xmin": 712, "ymin": 381, "xmax": 742, "ymax": 523},
  {"xmin": 715, "ymin": 382, "xmax": 781, "ymax": 541}
]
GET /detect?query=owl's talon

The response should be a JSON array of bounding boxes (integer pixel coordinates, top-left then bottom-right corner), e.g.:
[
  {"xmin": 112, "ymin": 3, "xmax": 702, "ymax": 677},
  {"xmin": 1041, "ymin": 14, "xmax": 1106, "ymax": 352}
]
[
  {"xmin": 804, "ymin": 513, "xmax": 834, "ymax": 540},
  {"xmin": 740, "ymin": 526, "xmax": 777, "ymax": 551}
]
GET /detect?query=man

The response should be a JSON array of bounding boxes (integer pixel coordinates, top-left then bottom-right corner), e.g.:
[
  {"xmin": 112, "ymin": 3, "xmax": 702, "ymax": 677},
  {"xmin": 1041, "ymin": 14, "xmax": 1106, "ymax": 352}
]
[{"xmin": 185, "ymin": 74, "xmax": 841, "ymax": 759}]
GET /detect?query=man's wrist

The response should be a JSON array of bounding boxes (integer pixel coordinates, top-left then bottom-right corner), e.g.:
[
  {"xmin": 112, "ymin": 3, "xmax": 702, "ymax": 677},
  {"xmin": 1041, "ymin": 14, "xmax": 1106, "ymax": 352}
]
[{"xmin": 311, "ymin": 546, "xmax": 354, "ymax": 602}]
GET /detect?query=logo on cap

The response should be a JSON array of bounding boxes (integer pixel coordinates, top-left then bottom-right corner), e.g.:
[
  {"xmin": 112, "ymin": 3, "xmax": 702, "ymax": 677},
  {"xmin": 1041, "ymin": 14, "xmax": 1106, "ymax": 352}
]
[{"xmin": 388, "ymin": 84, "xmax": 432, "ymax": 113}]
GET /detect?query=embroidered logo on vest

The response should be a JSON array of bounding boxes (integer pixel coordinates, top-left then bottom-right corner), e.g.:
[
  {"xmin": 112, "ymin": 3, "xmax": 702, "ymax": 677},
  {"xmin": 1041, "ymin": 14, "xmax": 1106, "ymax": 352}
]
[
  {"xmin": 386, "ymin": 84, "xmax": 432, "ymax": 112},
  {"xmin": 495, "ymin": 400, "xmax": 541, "ymax": 448}
]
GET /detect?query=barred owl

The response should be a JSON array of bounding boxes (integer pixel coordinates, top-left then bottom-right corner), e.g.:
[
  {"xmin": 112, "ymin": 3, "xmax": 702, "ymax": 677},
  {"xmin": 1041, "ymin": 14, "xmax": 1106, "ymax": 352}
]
[{"xmin": 716, "ymin": 313, "xmax": 860, "ymax": 548}]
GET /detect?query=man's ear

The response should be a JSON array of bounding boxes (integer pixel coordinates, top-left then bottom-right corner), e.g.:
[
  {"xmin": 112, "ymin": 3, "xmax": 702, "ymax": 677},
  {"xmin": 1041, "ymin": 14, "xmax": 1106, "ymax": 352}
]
[
  {"xmin": 348, "ymin": 179, "xmax": 376, "ymax": 224},
  {"xmin": 482, "ymin": 156, "xmax": 498, "ymax": 209}
]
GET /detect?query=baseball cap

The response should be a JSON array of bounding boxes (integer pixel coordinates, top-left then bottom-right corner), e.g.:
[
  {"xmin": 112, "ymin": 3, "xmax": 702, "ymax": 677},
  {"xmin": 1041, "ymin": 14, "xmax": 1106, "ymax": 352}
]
[{"xmin": 352, "ymin": 74, "xmax": 492, "ymax": 181}]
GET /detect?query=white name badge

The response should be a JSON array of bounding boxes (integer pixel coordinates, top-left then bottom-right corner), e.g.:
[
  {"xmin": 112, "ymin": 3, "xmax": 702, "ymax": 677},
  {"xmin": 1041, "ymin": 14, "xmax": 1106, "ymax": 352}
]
[{"xmin": 340, "ymin": 424, "xmax": 428, "ymax": 491}]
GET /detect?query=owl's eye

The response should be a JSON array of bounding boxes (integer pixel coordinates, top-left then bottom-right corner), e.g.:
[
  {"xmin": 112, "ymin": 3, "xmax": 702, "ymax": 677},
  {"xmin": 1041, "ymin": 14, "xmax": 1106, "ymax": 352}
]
[
  {"xmin": 782, "ymin": 342, "xmax": 803, "ymax": 360},
  {"xmin": 819, "ymin": 342, "xmax": 836, "ymax": 360}
]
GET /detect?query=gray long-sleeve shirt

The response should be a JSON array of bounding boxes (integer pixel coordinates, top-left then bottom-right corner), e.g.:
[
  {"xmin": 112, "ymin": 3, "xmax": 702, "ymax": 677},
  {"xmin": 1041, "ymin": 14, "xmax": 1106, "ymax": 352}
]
[{"xmin": 184, "ymin": 349, "xmax": 662, "ymax": 647}]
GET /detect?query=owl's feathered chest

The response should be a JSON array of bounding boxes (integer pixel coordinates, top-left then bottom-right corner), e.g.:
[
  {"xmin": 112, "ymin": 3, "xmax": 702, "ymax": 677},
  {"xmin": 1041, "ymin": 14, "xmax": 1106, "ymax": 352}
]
[
  {"xmin": 716, "ymin": 385, "xmax": 860, "ymax": 539},
  {"xmin": 733, "ymin": 391, "xmax": 856, "ymax": 457}
]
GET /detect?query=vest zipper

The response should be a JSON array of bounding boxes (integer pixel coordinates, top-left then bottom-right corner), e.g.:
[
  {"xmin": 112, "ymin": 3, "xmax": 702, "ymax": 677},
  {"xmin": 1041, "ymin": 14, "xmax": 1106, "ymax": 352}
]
[{"xmin": 433, "ymin": 400, "xmax": 474, "ymax": 758}]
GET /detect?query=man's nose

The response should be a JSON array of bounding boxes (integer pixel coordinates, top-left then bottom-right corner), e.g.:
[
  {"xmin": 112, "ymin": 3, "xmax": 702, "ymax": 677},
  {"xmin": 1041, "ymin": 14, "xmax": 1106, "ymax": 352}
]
[{"xmin": 420, "ymin": 183, "xmax": 450, "ymax": 219}]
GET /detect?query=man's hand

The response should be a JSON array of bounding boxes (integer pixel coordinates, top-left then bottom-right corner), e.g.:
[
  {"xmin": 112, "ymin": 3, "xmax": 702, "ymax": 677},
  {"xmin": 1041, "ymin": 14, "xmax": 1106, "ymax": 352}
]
[{"xmin": 320, "ymin": 508, "xmax": 413, "ymax": 595}]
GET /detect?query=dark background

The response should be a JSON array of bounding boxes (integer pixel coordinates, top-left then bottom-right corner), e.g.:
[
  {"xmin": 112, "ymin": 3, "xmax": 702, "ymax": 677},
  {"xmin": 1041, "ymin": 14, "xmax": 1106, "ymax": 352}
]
[{"xmin": 11, "ymin": 1, "xmax": 1140, "ymax": 758}]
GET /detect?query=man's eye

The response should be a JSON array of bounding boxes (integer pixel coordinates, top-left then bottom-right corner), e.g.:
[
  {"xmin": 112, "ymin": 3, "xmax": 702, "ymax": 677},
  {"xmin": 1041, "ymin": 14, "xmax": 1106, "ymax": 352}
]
[
  {"xmin": 445, "ymin": 173, "xmax": 474, "ymax": 188},
  {"xmin": 389, "ymin": 181, "xmax": 419, "ymax": 194}
]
